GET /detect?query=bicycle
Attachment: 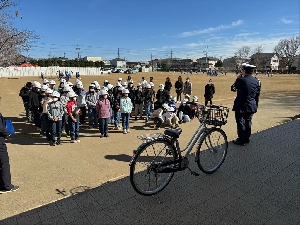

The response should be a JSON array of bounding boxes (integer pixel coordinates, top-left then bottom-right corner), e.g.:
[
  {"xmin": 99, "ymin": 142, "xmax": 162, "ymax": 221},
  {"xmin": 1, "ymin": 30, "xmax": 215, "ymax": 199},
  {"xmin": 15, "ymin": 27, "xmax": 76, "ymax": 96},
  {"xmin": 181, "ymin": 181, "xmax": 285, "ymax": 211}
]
[{"xmin": 129, "ymin": 104, "xmax": 229, "ymax": 196}]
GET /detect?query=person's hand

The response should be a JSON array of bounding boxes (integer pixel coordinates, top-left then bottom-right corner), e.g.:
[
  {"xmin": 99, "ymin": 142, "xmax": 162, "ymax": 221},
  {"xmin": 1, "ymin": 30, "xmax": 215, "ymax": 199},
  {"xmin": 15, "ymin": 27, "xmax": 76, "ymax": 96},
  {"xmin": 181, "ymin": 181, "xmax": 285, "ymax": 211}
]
[
  {"xmin": 73, "ymin": 118, "xmax": 77, "ymax": 122},
  {"xmin": 237, "ymin": 74, "xmax": 242, "ymax": 78}
]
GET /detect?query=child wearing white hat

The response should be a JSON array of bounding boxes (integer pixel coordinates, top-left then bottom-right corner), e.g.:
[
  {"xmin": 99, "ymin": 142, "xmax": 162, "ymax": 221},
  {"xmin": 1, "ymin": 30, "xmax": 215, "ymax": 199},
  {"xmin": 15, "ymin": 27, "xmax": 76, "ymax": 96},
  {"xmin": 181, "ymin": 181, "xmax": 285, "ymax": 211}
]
[
  {"xmin": 66, "ymin": 92, "xmax": 81, "ymax": 143},
  {"xmin": 120, "ymin": 89, "xmax": 133, "ymax": 134},
  {"xmin": 47, "ymin": 91, "xmax": 64, "ymax": 146}
]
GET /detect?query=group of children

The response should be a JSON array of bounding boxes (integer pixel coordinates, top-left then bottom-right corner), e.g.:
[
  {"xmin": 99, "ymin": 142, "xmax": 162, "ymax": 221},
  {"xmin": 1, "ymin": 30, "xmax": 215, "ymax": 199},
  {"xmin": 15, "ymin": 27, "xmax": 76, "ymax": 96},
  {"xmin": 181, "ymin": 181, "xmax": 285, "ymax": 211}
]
[{"xmin": 19, "ymin": 75, "xmax": 203, "ymax": 145}]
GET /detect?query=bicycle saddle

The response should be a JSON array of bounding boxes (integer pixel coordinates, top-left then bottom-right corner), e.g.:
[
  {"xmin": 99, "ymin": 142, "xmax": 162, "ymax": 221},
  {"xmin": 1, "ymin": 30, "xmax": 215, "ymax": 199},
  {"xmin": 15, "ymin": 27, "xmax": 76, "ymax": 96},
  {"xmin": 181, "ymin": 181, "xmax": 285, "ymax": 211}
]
[{"xmin": 164, "ymin": 128, "xmax": 182, "ymax": 138}]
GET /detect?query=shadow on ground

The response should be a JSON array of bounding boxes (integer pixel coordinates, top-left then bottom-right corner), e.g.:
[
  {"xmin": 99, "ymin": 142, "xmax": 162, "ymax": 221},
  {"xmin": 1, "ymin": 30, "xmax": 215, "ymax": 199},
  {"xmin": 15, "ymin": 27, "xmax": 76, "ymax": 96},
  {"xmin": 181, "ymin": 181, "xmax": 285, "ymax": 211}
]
[{"xmin": 1, "ymin": 119, "xmax": 300, "ymax": 224}]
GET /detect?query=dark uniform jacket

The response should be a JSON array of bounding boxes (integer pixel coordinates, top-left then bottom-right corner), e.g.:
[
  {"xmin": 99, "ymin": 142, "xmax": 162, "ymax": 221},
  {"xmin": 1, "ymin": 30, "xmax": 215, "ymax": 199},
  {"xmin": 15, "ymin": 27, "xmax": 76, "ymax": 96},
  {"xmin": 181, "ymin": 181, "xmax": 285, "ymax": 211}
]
[
  {"xmin": 28, "ymin": 91, "xmax": 42, "ymax": 110},
  {"xmin": 19, "ymin": 87, "xmax": 31, "ymax": 102},
  {"xmin": 0, "ymin": 113, "xmax": 9, "ymax": 143},
  {"xmin": 204, "ymin": 84, "xmax": 215, "ymax": 99},
  {"xmin": 175, "ymin": 81, "xmax": 183, "ymax": 93},
  {"xmin": 232, "ymin": 74, "xmax": 260, "ymax": 113},
  {"xmin": 156, "ymin": 90, "xmax": 169, "ymax": 104},
  {"xmin": 164, "ymin": 81, "xmax": 172, "ymax": 92}
]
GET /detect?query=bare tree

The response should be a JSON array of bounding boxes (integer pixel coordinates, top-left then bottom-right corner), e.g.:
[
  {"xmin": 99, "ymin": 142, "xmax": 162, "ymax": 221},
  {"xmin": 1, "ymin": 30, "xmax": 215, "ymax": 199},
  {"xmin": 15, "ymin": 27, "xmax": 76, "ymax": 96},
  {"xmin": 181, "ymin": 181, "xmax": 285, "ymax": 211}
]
[
  {"xmin": 274, "ymin": 36, "xmax": 300, "ymax": 73},
  {"xmin": 0, "ymin": 0, "xmax": 39, "ymax": 66},
  {"xmin": 234, "ymin": 46, "xmax": 251, "ymax": 61},
  {"xmin": 251, "ymin": 45, "xmax": 264, "ymax": 69}
]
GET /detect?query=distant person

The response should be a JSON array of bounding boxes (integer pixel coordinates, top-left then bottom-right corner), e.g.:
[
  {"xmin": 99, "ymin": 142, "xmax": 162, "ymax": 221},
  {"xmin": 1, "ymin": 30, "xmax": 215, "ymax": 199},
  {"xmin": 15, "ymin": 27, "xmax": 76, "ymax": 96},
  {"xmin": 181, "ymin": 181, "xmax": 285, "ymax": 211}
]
[
  {"xmin": 231, "ymin": 63, "xmax": 261, "ymax": 146},
  {"xmin": 204, "ymin": 79, "xmax": 215, "ymax": 106},
  {"xmin": 175, "ymin": 76, "xmax": 183, "ymax": 102},
  {"xmin": 183, "ymin": 77, "xmax": 192, "ymax": 96},
  {"xmin": 164, "ymin": 77, "xmax": 172, "ymax": 92}
]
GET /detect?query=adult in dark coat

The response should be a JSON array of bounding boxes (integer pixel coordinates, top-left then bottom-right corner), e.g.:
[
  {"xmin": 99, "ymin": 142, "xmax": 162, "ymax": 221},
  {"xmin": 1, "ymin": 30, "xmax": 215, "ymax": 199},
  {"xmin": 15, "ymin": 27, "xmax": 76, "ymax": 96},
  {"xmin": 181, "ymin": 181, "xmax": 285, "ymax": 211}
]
[
  {"xmin": 19, "ymin": 82, "xmax": 33, "ymax": 122},
  {"xmin": 175, "ymin": 76, "xmax": 183, "ymax": 102},
  {"xmin": 28, "ymin": 83, "xmax": 42, "ymax": 128},
  {"xmin": 164, "ymin": 77, "xmax": 172, "ymax": 92},
  {"xmin": 204, "ymin": 79, "xmax": 215, "ymax": 106},
  {"xmin": 0, "ymin": 108, "xmax": 19, "ymax": 193},
  {"xmin": 231, "ymin": 63, "xmax": 261, "ymax": 145}
]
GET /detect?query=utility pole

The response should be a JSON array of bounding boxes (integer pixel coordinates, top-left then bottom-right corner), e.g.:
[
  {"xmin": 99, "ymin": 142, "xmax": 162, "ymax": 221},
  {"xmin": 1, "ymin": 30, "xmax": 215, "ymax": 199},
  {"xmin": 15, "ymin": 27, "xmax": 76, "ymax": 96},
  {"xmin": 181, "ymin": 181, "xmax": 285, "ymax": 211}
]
[
  {"xmin": 118, "ymin": 48, "xmax": 120, "ymax": 59},
  {"xmin": 170, "ymin": 50, "xmax": 173, "ymax": 71},
  {"xmin": 76, "ymin": 45, "xmax": 80, "ymax": 60},
  {"xmin": 151, "ymin": 53, "xmax": 154, "ymax": 72},
  {"xmin": 204, "ymin": 46, "xmax": 208, "ymax": 70},
  {"xmin": 64, "ymin": 52, "xmax": 66, "ymax": 58}
]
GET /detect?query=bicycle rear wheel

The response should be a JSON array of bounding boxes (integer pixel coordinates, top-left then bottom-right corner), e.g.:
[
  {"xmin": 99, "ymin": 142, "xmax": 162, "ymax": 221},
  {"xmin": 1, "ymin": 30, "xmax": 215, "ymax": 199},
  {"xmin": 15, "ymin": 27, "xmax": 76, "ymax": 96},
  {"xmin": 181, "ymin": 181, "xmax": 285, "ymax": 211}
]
[
  {"xmin": 196, "ymin": 128, "xmax": 228, "ymax": 174},
  {"xmin": 130, "ymin": 139, "xmax": 177, "ymax": 196}
]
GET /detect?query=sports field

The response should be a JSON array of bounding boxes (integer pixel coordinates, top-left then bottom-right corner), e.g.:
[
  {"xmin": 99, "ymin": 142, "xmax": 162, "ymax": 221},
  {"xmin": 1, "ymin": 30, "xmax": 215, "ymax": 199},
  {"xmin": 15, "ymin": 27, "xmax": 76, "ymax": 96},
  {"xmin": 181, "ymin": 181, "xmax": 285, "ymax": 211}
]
[{"xmin": 0, "ymin": 72, "xmax": 299, "ymax": 219}]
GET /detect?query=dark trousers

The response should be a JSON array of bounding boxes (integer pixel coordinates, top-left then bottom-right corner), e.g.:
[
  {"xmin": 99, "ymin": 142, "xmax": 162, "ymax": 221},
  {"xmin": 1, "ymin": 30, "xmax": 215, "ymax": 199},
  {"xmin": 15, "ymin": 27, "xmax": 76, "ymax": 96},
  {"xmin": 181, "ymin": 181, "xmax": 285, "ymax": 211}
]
[
  {"xmin": 32, "ymin": 107, "xmax": 41, "ymax": 128},
  {"xmin": 205, "ymin": 97, "xmax": 213, "ymax": 106},
  {"xmin": 50, "ymin": 120, "xmax": 62, "ymax": 142},
  {"xmin": 0, "ymin": 143, "xmax": 13, "ymax": 190},
  {"xmin": 68, "ymin": 117, "xmax": 79, "ymax": 140},
  {"xmin": 235, "ymin": 111, "xmax": 253, "ymax": 143},
  {"xmin": 62, "ymin": 113, "xmax": 70, "ymax": 135},
  {"xmin": 176, "ymin": 92, "xmax": 182, "ymax": 101},
  {"xmin": 80, "ymin": 106, "xmax": 86, "ymax": 124},
  {"xmin": 41, "ymin": 113, "xmax": 51, "ymax": 139},
  {"xmin": 98, "ymin": 118, "xmax": 109, "ymax": 135}
]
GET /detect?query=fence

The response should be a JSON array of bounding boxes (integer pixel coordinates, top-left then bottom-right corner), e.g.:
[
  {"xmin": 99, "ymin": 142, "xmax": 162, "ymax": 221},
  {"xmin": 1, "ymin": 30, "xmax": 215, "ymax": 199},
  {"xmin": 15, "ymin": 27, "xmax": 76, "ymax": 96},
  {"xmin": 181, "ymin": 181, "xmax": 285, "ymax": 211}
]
[{"xmin": 0, "ymin": 67, "xmax": 103, "ymax": 78}]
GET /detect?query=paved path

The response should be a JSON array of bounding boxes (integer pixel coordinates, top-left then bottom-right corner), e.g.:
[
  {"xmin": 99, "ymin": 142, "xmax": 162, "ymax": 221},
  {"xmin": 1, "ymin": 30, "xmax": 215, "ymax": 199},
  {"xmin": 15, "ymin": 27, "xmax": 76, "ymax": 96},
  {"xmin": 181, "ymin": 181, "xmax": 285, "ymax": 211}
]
[{"xmin": 1, "ymin": 119, "xmax": 300, "ymax": 225}]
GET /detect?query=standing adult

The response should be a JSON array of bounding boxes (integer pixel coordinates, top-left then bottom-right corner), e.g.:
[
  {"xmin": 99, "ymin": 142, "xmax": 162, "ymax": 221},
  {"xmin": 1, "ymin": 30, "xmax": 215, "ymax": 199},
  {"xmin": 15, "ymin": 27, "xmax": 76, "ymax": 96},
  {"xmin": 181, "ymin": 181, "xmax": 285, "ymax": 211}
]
[
  {"xmin": 164, "ymin": 77, "xmax": 172, "ymax": 93},
  {"xmin": 0, "ymin": 98, "xmax": 19, "ymax": 193},
  {"xmin": 231, "ymin": 63, "xmax": 261, "ymax": 146},
  {"xmin": 28, "ymin": 81, "xmax": 42, "ymax": 129},
  {"xmin": 175, "ymin": 76, "xmax": 183, "ymax": 102},
  {"xmin": 19, "ymin": 82, "xmax": 33, "ymax": 122},
  {"xmin": 183, "ymin": 77, "xmax": 192, "ymax": 96},
  {"xmin": 204, "ymin": 79, "xmax": 215, "ymax": 106}
]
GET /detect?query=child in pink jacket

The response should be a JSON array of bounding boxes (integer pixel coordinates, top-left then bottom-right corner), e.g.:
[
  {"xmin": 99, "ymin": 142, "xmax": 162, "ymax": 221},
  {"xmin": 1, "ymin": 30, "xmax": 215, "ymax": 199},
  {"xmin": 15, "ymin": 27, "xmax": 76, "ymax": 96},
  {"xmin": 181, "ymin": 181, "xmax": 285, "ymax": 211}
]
[{"xmin": 96, "ymin": 90, "xmax": 111, "ymax": 138}]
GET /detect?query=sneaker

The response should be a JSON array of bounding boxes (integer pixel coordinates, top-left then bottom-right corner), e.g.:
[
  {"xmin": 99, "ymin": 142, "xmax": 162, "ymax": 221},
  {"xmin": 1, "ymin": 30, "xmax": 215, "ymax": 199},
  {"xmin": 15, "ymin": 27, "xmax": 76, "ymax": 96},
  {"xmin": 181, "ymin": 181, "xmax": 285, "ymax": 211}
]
[
  {"xmin": 70, "ymin": 140, "xmax": 77, "ymax": 143},
  {"xmin": 56, "ymin": 141, "xmax": 62, "ymax": 145},
  {"xmin": 66, "ymin": 135, "xmax": 70, "ymax": 138},
  {"xmin": 123, "ymin": 130, "xmax": 127, "ymax": 134},
  {"xmin": 155, "ymin": 127, "xmax": 160, "ymax": 130},
  {"xmin": 100, "ymin": 134, "xmax": 104, "ymax": 138},
  {"xmin": 104, "ymin": 134, "xmax": 109, "ymax": 138},
  {"xmin": 62, "ymin": 131, "xmax": 66, "ymax": 135},
  {"xmin": 0, "ymin": 185, "xmax": 19, "ymax": 194},
  {"xmin": 117, "ymin": 126, "xmax": 122, "ymax": 130},
  {"xmin": 113, "ymin": 126, "xmax": 118, "ymax": 130},
  {"xmin": 127, "ymin": 129, "xmax": 131, "ymax": 133},
  {"xmin": 232, "ymin": 139, "xmax": 245, "ymax": 146},
  {"xmin": 50, "ymin": 141, "xmax": 56, "ymax": 146},
  {"xmin": 76, "ymin": 139, "xmax": 80, "ymax": 143}
]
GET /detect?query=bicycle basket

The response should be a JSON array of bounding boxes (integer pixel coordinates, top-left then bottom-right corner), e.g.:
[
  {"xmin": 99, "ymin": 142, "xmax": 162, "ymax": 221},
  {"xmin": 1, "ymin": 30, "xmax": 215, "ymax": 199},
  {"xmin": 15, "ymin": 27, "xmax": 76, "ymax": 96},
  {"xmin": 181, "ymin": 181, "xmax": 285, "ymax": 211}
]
[{"xmin": 198, "ymin": 105, "xmax": 229, "ymax": 126}]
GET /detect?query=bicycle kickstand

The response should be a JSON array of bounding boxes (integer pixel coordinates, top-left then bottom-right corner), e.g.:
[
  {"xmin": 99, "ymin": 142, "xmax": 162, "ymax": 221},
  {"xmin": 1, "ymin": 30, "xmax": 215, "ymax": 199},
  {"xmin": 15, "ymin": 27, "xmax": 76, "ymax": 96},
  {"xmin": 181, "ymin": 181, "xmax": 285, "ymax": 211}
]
[{"xmin": 187, "ymin": 167, "xmax": 200, "ymax": 176}]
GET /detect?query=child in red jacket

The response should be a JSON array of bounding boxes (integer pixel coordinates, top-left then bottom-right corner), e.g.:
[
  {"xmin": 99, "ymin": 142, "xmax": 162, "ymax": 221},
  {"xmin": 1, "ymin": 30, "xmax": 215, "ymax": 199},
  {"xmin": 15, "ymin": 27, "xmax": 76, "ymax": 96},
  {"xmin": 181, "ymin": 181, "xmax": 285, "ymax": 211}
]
[{"xmin": 66, "ymin": 92, "xmax": 81, "ymax": 143}]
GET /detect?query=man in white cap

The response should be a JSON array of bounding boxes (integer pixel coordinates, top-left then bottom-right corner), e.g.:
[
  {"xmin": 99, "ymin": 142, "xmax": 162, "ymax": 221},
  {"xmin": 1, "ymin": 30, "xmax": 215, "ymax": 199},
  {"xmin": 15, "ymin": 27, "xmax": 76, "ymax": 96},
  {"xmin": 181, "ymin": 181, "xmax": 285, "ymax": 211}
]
[{"xmin": 232, "ymin": 63, "xmax": 261, "ymax": 146}]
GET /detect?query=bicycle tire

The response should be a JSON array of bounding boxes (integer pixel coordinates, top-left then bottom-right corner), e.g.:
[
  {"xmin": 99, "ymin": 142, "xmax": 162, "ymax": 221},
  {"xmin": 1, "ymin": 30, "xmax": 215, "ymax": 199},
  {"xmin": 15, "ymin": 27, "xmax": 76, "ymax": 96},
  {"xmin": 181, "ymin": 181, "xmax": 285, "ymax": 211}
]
[
  {"xmin": 196, "ymin": 128, "xmax": 228, "ymax": 174},
  {"xmin": 130, "ymin": 139, "xmax": 177, "ymax": 196}
]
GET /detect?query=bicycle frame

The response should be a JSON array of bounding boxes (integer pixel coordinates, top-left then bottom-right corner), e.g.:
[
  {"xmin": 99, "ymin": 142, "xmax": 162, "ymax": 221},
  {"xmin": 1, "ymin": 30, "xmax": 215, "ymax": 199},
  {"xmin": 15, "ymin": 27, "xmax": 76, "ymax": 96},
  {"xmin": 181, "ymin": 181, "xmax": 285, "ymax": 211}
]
[{"xmin": 173, "ymin": 120, "xmax": 208, "ymax": 158}]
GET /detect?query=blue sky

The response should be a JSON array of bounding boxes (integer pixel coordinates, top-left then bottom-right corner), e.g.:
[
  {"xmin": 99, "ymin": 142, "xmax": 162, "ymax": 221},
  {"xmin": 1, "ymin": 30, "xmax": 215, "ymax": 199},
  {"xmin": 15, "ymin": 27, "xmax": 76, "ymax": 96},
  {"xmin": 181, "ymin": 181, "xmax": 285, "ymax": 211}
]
[{"xmin": 12, "ymin": 0, "xmax": 300, "ymax": 61}]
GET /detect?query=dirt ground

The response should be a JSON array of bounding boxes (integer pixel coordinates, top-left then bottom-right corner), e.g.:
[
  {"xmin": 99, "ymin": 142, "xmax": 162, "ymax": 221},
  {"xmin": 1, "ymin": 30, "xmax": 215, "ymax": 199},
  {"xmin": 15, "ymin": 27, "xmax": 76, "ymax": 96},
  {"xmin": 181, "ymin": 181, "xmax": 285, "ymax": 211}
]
[{"xmin": 0, "ymin": 72, "xmax": 299, "ymax": 219}]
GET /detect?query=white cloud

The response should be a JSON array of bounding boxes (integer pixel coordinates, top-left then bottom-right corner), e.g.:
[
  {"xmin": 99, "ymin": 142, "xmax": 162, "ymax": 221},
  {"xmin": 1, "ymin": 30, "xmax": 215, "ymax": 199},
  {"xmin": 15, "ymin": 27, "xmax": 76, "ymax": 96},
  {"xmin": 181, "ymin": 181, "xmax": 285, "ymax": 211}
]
[
  {"xmin": 177, "ymin": 20, "xmax": 244, "ymax": 37},
  {"xmin": 281, "ymin": 18, "xmax": 294, "ymax": 24},
  {"xmin": 235, "ymin": 32, "xmax": 259, "ymax": 37}
]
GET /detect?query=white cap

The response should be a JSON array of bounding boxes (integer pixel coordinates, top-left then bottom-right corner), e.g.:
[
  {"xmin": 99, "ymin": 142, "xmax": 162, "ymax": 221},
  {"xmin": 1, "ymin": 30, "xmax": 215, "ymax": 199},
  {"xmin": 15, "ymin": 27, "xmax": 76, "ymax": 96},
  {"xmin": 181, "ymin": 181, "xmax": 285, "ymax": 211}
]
[
  {"xmin": 137, "ymin": 83, "xmax": 141, "ymax": 87},
  {"xmin": 193, "ymin": 96, "xmax": 198, "ymax": 102},
  {"xmin": 32, "ymin": 81, "xmax": 41, "ymax": 88},
  {"xmin": 116, "ymin": 82, "xmax": 121, "ymax": 87},
  {"xmin": 77, "ymin": 83, "xmax": 83, "ymax": 89},
  {"xmin": 182, "ymin": 99, "xmax": 188, "ymax": 104},
  {"xmin": 185, "ymin": 94, "xmax": 190, "ymax": 98},
  {"xmin": 149, "ymin": 82, "xmax": 154, "ymax": 87},
  {"xmin": 146, "ymin": 84, "xmax": 151, "ymax": 89},
  {"xmin": 41, "ymin": 85, "xmax": 48, "ymax": 92},
  {"xmin": 104, "ymin": 79, "xmax": 108, "ymax": 83},
  {"xmin": 75, "ymin": 79, "xmax": 82, "ymax": 84},
  {"xmin": 89, "ymin": 83, "xmax": 96, "ymax": 88},
  {"xmin": 67, "ymin": 81, "xmax": 73, "ymax": 86},
  {"xmin": 122, "ymin": 89, "xmax": 129, "ymax": 94},
  {"xmin": 52, "ymin": 91, "xmax": 60, "ymax": 98},
  {"xmin": 118, "ymin": 77, "xmax": 122, "ymax": 81},
  {"xmin": 49, "ymin": 80, "xmax": 56, "ymax": 85},
  {"xmin": 60, "ymin": 78, "xmax": 66, "ymax": 83},
  {"xmin": 100, "ymin": 90, "xmax": 108, "ymax": 95},
  {"xmin": 45, "ymin": 88, "xmax": 53, "ymax": 94},
  {"xmin": 159, "ymin": 84, "xmax": 164, "ymax": 90},
  {"xmin": 241, "ymin": 63, "xmax": 256, "ymax": 68},
  {"xmin": 63, "ymin": 86, "xmax": 72, "ymax": 92},
  {"xmin": 43, "ymin": 79, "xmax": 49, "ymax": 84},
  {"xmin": 68, "ymin": 91, "xmax": 78, "ymax": 98},
  {"xmin": 172, "ymin": 97, "xmax": 177, "ymax": 102},
  {"xmin": 107, "ymin": 84, "xmax": 113, "ymax": 90},
  {"xmin": 162, "ymin": 103, "xmax": 169, "ymax": 109},
  {"xmin": 122, "ymin": 81, "xmax": 128, "ymax": 86}
]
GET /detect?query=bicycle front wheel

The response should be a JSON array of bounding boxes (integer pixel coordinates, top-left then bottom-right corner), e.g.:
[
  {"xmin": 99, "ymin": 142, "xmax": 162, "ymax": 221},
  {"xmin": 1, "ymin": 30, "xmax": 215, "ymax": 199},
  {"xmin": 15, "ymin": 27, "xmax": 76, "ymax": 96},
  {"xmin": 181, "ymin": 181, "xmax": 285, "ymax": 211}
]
[
  {"xmin": 130, "ymin": 139, "xmax": 177, "ymax": 196},
  {"xmin": 196, "ymin": 128, "xmax": 228, "ymax": 174}
]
